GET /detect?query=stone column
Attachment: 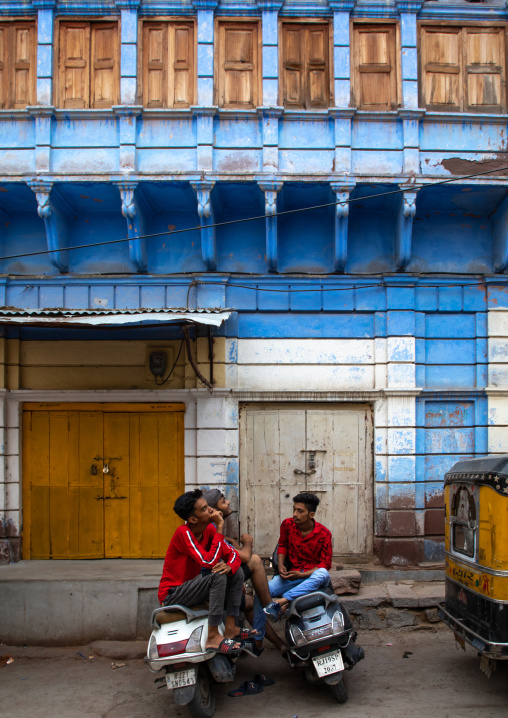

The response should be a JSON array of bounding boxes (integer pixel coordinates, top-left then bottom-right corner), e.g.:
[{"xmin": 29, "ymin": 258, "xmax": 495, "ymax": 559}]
[
  {"xmin": 195, "ymin": 0, "xmax": 218, "ymax": 106},
  {"xmin": 395, "ymin": 0, "xmax": 424, "ymax": 110},
  {"xmin": 115, "ymin": 0, "xmax": 140, "ymax": 105},
  {"xmin": 256, "ymin": 0, "xmax": 283, "ymax": 107},
  {"xmin": 328, "ymin": 0, "xmax": 356, "ymax": 107},
  {"xmin": 33, "ymin": 0, "xmax": 55, "ymax": 106}
]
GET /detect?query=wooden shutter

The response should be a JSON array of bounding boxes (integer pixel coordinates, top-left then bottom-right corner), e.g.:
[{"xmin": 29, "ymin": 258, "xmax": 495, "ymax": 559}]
[
  {"xmin": 143, "ymin": 22, "xmax": 168, "ymax": 108},
  {"xmin": 218, "ymin": 21, "xmax": 258, "ymax": 109},
  {"xmin": 282, "ymin": 23, "xmax": 331, "ymax": 110},
  {"xmin": 354, "ymin": 24, "xmax": 397, "ymax": 110},
  {"xmin": 12, "ymin": 23, "xmax": 35, "ymax": 108},
  {"xmin": 0, "ymin": 22, "xmax": 35, "ymax": 109},
  {"xmin": 91, "ymin": 23, "xmax": 118, "ymax": 108},
  {"xmin": 0, "ymin": 26, "xmax": 6, "ymax": 109},
  {"xmin": 282, "ymin": 24, "xmax": 305, "ymax": 108},
  {"xmin": 464, "ymin": 27, "xmax": 505, "ymax": 113},
  {"xmin": 170, "ymin": 23, "xmax": 194, "ymax": 107},
  {"xmin": 421, "ymin": 27, "xmax": 461, "ymax": 111},
  {"xmin": 307, "ymin": 25, "xmax": 329, "ymax": 108},
  {"xmin": 59, "ymin": 22, "xmax": 90, "ymax": 109}
]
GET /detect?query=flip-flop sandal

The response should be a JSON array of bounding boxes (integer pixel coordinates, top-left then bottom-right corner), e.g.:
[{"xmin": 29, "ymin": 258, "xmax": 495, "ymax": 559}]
[
  {"xmin": 212, "ymin": 638, "xmax": 241, "ymax": 655},
  {"xmin": 237, "ymin": 628, "xmax": 257, "ymax": 641},
  {"xmin": 253, "ymin": 674, "xmax": 276, "ymax": 687},
  {"xmin": 228, "ymin": 680, "xmax": 264, "ymax": 697}
]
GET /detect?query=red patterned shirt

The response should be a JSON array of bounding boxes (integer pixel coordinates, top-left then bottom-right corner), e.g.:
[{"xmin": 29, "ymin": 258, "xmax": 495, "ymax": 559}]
[{"xmin": 277, "ymin": 518, "xmax": 332, "ymax": 572}]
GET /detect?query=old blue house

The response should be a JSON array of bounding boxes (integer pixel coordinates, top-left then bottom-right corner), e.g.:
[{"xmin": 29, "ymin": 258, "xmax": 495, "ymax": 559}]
[{"xmin": 0, "ymin": 0, "xmax": 507, "ymax": 573}]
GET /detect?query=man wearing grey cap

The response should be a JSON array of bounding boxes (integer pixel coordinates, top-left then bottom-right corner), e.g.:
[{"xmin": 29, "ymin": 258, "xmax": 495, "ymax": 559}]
[{"xmin": 202, "ymin": 488, "xmax": 287, "ymax": 656}]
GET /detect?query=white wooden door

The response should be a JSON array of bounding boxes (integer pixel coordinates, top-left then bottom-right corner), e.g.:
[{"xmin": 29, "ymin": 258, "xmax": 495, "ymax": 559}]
[{"xmin": 239, "ymin": 403, "xmax": 373, "ymax": 560}]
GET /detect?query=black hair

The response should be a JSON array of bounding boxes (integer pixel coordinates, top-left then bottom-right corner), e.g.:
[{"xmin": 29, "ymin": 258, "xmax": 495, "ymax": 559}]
[
  {"xmin": 293, "ymin": 492, "xmax": 320, "ymax": 513},
  {"xmin": 173, "ymin": 489, "xmax": 203, "ymax": 521}
]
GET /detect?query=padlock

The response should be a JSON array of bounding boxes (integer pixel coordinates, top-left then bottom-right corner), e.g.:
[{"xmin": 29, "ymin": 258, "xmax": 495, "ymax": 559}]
[{"xmin": 103, "ymin": 463, "xmax": 110, "ymax": 474}]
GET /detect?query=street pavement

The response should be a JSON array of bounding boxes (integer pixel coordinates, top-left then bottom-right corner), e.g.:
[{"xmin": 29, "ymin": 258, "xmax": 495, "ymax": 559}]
[{"xmin": 1, "ymin": 627, "xmax": 507, "ymax": 718}]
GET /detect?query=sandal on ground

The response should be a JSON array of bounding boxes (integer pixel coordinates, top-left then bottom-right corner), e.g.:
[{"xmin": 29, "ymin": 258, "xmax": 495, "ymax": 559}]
[
  {"xmin": 237, "ymin": 628, "xmax": 257, "ymax": 641},
  {"xmin": 228, "ymin": 680, "xmax": 264, "ymax": 697},
  {"xmin": 253, "ymin": 674, "xmax": 276, "ymax": 687},
  {"xmin": 209, "ymin": 638, "xmax": 241, "ymax": 655},
  {"xmin": 263, "ymin": 601, "xmax": 283, "ymax": 622}
]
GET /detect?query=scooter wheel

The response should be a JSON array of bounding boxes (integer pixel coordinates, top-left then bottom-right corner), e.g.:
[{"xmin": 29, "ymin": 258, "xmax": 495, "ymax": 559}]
[
  {"xmin": 330, "ymin": 678, "xmax": 348, "ymax": 704},
  {"xmin": 186, "ymin": 665, "xmax": 216, "ymax": 718}
]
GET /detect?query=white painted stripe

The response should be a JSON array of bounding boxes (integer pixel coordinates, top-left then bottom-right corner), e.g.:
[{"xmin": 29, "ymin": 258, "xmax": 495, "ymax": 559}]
[
  {"xmin": 232, "ymin": 365, "xmax": 375, "ymax": 391},
  {"xmin": 234, "ymin": 339, "xmax": 374, "ymax": 365}
]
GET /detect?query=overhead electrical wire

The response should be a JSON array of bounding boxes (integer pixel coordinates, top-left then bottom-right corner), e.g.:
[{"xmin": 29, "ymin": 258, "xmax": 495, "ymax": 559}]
[{"xmin": 1, "ymin": 165, "xmax": 508, "ymax": 263}]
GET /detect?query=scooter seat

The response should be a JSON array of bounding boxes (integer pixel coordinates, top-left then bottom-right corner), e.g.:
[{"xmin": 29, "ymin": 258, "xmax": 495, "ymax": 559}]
[
  {"xmin": 155, "ymin": 604, "xmax": 209, "ymax": 624},
  {"xmin": 291, "ymin": 588, "xmax": 335, "ymax": 612}
]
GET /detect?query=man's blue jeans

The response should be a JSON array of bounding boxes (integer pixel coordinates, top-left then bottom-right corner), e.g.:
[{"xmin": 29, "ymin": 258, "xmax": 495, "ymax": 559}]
[{"xmin": 253, "ymin": 567, "xmax": 330, "ymax": 641}]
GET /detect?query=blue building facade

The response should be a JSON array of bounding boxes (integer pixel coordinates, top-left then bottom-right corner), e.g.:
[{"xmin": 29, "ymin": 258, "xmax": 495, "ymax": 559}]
[{"xmin": 1, "ymin": 0, "xmax": 508, "ymax": 566}]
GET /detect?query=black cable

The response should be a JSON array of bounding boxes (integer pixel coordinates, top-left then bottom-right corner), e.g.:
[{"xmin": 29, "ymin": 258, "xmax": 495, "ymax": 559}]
[
  {"xmin": 1, "ymin": 165, "xmax": 508, "ymax": 262},
  {"xmin": 154, "ymin": 336, "xmax": 185, "ymax": 386}
]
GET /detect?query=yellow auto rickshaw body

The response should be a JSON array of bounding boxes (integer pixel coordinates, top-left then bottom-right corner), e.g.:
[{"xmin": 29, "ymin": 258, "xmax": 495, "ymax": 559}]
[{"xmin": 440, "ymin": 455, "xmax": 508, "ymax": 660}]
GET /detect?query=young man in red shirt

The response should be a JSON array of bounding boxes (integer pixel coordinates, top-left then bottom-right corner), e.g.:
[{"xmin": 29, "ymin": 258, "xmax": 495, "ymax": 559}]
[
  {"xmin": 202, "ymin": 488, "xmax": 288, "ymax": 656},
  {"xmin": 253, "ymin": 492, "xmax": 332, "ymax": 633},
  {"xmin": 158, "ymin": 489, "xmax": 250, "ymax": 654}
]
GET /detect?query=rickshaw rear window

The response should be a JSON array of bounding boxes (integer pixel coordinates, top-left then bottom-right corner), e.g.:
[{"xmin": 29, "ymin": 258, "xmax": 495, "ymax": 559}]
[
  {"xmin": 451, "ymin": 487, "xmax": 476, "ymax": 558},
  {"xmin": 453, "ymin": 524, "xmax": 474, "ymax": 557}
]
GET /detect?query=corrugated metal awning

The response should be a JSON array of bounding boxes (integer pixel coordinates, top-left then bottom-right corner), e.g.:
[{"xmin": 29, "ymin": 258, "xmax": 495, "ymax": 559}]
[{"xmin": 0, "ymin": 307, "xmax": 232, "ymax": 328}]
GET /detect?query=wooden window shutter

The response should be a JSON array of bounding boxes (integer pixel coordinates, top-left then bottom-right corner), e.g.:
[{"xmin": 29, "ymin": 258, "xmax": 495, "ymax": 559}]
[
  {"xmin": 59, "ymin": 22, "xmax": 90, "ymax": 109},
  {"xmin": 170, "ymin": 23, "xmax": 194, "ymax": 107},
  {"xmin": 12, "ymin": 23, "xmax": 35, "ymax": 108},
  {"xmin": 0, "ymin": 27, "xmax": 6, "ymax": 109},
  {"xmin": 218, "ymin": 22, "xmax": 258, "ymax": 109},
  {"xmin": 464, "ymin": 27, "xmax": 505, "ymax": 113},
  {"xmin": 0, "ymin": 22, "xmax": 35, "ymax": 109},
  {"xmin": 282, "ymin": 24, "xmax": 305, "ymax": 108},
  {"xmin": 143, "ymin": 22, "xmax": 168, "ymax": 108},
  {"xmin": 421, "ymin": 27, "xmax": 461, "ymax": 111},
  {"xmin": 91, "ymin": 23, "xmax": 118, "ymax": 108},
  {"xmin": 354, "ymin": 24, "xmax": 397, "ymax": 110},
  {"xmin": 307, "ymin": 25, "xmax": 329, "ymax": 108}
]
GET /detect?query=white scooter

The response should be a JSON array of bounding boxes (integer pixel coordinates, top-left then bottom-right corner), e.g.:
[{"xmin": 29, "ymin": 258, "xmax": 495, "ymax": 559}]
[{"xmin": 145, "ymin": 602, "xmax": 250, "ymax": 718}]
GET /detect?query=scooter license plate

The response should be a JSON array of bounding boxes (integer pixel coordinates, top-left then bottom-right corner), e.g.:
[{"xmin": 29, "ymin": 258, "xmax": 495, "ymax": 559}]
[
  {"xmin": 166, "ymin": 668, "xmax": 196, "ymax": 690},
  {"xmin": 312, "ymin": 650, "xmax": 344, "ymax": 678}
]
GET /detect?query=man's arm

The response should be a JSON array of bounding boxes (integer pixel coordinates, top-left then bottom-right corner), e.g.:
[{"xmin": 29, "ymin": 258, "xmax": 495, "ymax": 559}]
[
  {"xmin": 224, "ymin": 534, "xmax": 253, "ymax": 563},
  {"xmin": 277, "ymin": 520, "xmax": 290, "ymax": 578}
]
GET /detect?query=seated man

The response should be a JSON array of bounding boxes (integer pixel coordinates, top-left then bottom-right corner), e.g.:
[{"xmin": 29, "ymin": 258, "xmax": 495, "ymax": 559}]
[
  {"xmin": 158, "ymin": 489, "xmax": 246, "ymax": 655},
  {"xmin": 202, "ymin": 488, "xmax": 287, "ymax": 655},
  {"xmin": 254, "ymin": 492, "xmax": 332, "ymax": 632}
]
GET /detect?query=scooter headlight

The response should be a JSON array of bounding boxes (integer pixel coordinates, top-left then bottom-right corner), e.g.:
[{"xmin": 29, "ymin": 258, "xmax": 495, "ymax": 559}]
[
  {"xmin": 148, "ymin": 634, "xmax": 159, "ymax": 660},
  {"xmin": 331, "ymin": 610, "xmax": 345, "ymax": 634},
  {"xmin": 186, "ymin": 626, "xmax": 203, "ymax": 653},
  {"xmin": 290, "ymin": 625, "xmax": 307, "ymax": 647}
]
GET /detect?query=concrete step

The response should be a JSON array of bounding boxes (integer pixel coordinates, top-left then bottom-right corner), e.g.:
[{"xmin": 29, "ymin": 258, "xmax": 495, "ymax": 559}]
[{"xmin": 0, "ymin": 560, "xmax": 445, "ymax": 645}]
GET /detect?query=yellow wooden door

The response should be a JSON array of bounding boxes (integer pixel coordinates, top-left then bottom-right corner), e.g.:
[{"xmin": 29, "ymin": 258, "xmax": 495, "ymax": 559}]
[{"xmin": 22, "ymin": 403, "xmax": 184, "ymax": 559}]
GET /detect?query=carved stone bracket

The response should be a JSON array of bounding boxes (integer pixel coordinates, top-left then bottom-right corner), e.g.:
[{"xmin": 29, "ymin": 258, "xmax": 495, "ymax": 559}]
[
  {"xmin": 258, "ymin": 180, "xmax": 283, "ymax": 273},
  {"xmin": 395, "ymin": 189, "xmax": 418, "ymax": 271},
  {"xmin": 191, "ymin": 180, "xmax": 216, "ymax": 271},
  {"xmin": 115, "ymin": 181, "xmax": 148, "ymax": 273},
  {"xmin": 331, "ymin": 180, "xmax": 356, "ymax": 273},
  {"xmin": 28, "ymin": 178, "xmax": 69, "ymax": 273}
]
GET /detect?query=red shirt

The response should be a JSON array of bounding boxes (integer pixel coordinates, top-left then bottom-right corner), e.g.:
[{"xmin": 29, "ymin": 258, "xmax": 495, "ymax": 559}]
[
  {"xmin": 277, "ymin": 518, "xmax": 332, "ymax": 572},
  {"xmin": 158, "ymin": 523, "xmax": 241, "ymax": 604}
]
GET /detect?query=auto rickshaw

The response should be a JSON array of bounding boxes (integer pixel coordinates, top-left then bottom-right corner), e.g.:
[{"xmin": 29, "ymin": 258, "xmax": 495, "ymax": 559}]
[{"xmin": 439, "ymin": 455, "xmax": 508, "ymax": 674}]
